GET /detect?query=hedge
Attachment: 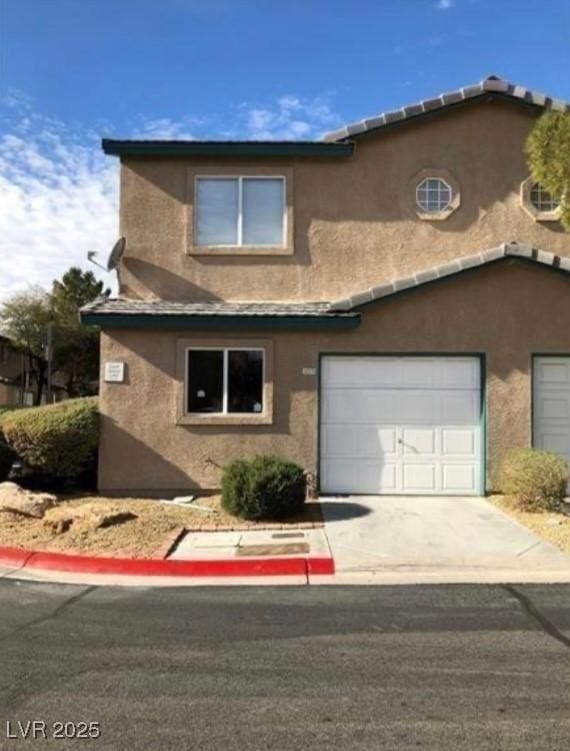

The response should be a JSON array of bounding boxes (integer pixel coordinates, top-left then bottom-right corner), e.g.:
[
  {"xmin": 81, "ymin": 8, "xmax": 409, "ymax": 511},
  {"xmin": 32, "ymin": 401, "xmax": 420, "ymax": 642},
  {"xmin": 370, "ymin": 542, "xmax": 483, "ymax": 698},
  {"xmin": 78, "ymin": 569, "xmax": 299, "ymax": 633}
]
[
  {"xmin": 497, "ymin": 448, "xmax": 568, "ymax": 511},
  {"xmin": 1, "ymin": 397, "xmax": 99, "ymax": 481},
  {"xmin": 221, "ymin": 455, "xmax": 307, "ymax": 520}
]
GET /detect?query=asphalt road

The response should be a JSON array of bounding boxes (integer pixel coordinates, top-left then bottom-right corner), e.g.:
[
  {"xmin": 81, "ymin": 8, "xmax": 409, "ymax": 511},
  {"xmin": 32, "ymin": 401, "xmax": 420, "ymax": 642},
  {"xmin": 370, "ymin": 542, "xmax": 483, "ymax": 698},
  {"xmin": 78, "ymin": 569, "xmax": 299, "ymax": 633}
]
[{"xmin": 0, "ymin": 581, "xmax": 569, "ymax": 750}]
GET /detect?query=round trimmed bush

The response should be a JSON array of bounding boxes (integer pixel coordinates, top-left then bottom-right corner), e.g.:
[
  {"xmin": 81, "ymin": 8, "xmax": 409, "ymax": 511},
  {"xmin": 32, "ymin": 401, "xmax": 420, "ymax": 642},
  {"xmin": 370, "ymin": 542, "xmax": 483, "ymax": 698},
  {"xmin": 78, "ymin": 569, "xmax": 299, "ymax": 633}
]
[
  {"xmin": 221, "ymin": 455, "xmax": 307, "ymax": 520},
  {"xmin": 497, "ymin": 448, "xmax": 568, "ymax": 511},
  {"xmin": 1, "ymin": 397, "xmax": 99, "ymax": 482}
]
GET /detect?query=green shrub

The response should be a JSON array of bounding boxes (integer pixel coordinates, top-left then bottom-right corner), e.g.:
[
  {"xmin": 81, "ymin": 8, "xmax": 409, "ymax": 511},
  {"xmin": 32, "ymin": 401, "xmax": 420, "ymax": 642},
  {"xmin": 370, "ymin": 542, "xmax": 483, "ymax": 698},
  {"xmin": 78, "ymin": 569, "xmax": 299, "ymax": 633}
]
[
  {"xmin": 497, "ymin": 448, "xmax": 568, "ymax": 511},
  {"xmin": 221, "ymin": 455, "xmax": 307, "ymax": 520},
  {"xmin": 1, "ymin": 397, "xmax": 99, "ymax": 481}
]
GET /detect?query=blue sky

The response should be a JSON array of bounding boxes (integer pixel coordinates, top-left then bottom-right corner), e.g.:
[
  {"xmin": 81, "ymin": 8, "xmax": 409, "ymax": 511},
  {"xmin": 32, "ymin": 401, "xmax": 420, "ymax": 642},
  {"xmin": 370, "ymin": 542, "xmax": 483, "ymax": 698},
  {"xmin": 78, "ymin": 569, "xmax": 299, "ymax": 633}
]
[{"xmin": 1, "ymin": 0, "xmax": 569, "ymax": 300}]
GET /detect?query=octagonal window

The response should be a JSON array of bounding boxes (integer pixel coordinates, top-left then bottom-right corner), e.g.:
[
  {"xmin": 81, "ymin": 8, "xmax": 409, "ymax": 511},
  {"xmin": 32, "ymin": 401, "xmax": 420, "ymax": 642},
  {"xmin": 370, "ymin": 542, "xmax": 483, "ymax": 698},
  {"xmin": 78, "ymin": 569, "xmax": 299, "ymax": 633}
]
[
  {"xmin": 530, "ymin": 182, "xmax": 560, "ymax": 213},
  {"xmin": 416, "ymin": 177, "xmax": 452, "ymax": 214}
]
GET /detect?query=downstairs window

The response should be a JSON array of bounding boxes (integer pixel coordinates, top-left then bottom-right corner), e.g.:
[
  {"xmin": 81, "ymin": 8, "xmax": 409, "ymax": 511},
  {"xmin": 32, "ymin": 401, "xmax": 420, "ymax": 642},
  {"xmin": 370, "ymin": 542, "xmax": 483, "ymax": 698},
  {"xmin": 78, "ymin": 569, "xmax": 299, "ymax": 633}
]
[{"xmin": 186, "ymin": 348, "xmax": 264, "ymax": 415}]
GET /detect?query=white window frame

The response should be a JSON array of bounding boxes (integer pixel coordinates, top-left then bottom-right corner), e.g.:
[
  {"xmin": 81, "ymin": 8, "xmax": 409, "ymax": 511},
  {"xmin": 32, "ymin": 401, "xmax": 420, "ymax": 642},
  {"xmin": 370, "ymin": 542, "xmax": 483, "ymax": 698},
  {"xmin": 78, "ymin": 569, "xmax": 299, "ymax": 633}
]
[
  {"xmin": 194, "ymin": 176, "xmax": 286, "ymax": 247},
  {"xmin": 415, "ymin": 177, "xmax": 453, "ymax": 214},
  {"xmin": 529, "ymin": 182, "xmax": 560, "ymax": 213},
  {"xmin": 185, "ymin": 346, "xmax": 265, "ymax": 415}
]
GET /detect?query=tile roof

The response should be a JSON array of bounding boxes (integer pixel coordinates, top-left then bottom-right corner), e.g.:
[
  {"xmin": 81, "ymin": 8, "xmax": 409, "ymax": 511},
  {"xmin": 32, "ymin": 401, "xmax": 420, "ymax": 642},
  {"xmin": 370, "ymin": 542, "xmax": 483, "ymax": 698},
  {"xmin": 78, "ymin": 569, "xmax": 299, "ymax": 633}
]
[
  {"xmin": 80, "ymin": 299, "xmax": 351, "ymax": 318},
  {"xmin": 323, "ymin": 75, "xmax": 570, "ymax": 142},
  {"xmin": 81, "ymin": 242, "xmax": 570, "ymax": 322},
  {"xmin": 328, "ymin": 242, "xmax": 570, "ymax": 311}
]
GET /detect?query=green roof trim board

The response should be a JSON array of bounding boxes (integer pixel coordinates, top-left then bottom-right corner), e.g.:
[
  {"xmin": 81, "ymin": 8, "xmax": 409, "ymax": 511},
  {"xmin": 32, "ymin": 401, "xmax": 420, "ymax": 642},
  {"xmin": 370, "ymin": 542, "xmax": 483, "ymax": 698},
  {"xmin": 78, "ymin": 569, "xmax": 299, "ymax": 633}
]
[
  {"xmin": 101, "ymin": 139, "xmax": 354, "ymax": 158},
  {"xmin": 80, "ymin": 300, "xmax": 361, "ymax": 331},
  {"xmin": 81, "ymin": 314, "xmax": 360, "ymax": 331}
]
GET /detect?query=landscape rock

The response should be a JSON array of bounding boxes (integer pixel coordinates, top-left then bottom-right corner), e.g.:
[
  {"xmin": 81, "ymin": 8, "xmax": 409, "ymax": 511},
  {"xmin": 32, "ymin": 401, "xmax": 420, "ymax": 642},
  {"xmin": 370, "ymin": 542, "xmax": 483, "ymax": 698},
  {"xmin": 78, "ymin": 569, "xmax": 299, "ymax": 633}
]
[
  {"xmin": 66, "ymin": 507, "xmax": 137, "ymax": 530},
  {"xmin": 0, "ymin": 482, "xmax": 58, "ymax": 519},
  {"xmin": 43, "ymin": 517, "xmax": 73, "ymax": 535}
]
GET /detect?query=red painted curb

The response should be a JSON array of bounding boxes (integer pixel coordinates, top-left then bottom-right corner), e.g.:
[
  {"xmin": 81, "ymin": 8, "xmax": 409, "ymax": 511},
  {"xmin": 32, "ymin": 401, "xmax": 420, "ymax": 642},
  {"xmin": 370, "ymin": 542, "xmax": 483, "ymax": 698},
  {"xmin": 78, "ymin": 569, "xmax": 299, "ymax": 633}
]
[
  {"xmin": 0, "ymin": 545, "xmax": 333, "ymax": 578},
  {"xmin": 0, "ymin": 547, "xmax": 31, "ymax": 569},
  {"xmin": 307, "ymin": 557, "xmax": 335, "ymax": 576}
]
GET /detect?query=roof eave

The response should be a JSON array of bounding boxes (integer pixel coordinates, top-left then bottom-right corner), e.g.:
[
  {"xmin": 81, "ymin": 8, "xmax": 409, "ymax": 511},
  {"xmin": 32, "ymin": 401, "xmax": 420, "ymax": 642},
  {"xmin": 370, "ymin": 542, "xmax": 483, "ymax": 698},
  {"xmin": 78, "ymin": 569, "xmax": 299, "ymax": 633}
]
[
  {"xmin": 80, "ymin": 312, "xmax": 361, "ymax": 331},
  {"xmin": 101, "ymin": 139, "xmax": 354, "ymax": 158},
  {"xmin": 327, "ymin": 91, "xmax": 557, "ymax": 144},
  {"xmin": 330, "ymin": 243, "xmax": 570, "ymax": 312}
]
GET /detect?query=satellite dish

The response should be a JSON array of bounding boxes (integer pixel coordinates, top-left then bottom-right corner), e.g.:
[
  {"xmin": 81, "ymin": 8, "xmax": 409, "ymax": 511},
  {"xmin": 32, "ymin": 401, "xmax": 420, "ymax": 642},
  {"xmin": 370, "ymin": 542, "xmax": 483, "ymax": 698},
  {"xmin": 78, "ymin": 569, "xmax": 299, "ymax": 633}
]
[
  {"xmin": 106, "ymin": 237, "xmax": 126, "ymax": 271},
  {"xmin": 87, "ymin": 238, "xmax": 126, "ymax": 272}
]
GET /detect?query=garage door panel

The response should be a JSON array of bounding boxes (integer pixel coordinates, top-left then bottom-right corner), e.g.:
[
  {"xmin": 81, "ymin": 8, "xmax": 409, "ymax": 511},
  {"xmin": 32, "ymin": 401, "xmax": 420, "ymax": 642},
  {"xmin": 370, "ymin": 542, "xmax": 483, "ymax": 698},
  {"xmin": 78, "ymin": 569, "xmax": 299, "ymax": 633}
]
[
  {"xmin": 403, "ymin": 463, "xmax": 437, "ymax": 492},
  {"xmin": 440, "ymin": 392, "xmax": 479, "ymax": 423},
  {"xmin": 442, "ymin": 428, "xmax": 476, "ymax": 456},
  {"xmin": 322, "ymin": 390, "xmax": 394, "ymax": 422},
  {"xmin": 320, "ymin": 356, "xmax": 482, "ymax": 495},
  {"xmin": 533, "ymin": 357, "xmax": 570, "ymax": 493},
  {"xmin": 538, "ymin": 397, "xmax": 570, "ymax": 420},
  {"xmin": 440, "ymin": 359, "xmax": 480, "ymax": 388},
  {"xmin": 322, "ymin": 425, "xmax": 397, "ymax": 459},
  {"xmin": 321, "ymin": 460, "xmax": 397, "ymax": 494},
  {"xmin": 402, "ymin": 359, "xmax": 438, "ymax": 387},
  {"xmin": 402, "ymin": 428, "xmax": 436, "ymax": 455},
  {"xmin": 537, "ymin": 361, "xmax": 570, "ymax": 387},
  {"xmin": 539, "ymin": 432, "xmax": 569, "ymax": 457},
  {"xmin": 442, "ymin": 464, "xmax": 476, "ymax": 492},
  {"xmin": 322, "ymin": 357, "xmax": 401, "ymax": 388}
]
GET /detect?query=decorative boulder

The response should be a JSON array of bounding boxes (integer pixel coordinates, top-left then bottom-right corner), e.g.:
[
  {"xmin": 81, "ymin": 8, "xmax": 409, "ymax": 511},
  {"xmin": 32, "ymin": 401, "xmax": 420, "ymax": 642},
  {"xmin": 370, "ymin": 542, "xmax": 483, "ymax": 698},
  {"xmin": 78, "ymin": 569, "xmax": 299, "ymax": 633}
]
[{"xmin": 0, "ymin": 481, "xmax": 58, "ymax": 519}]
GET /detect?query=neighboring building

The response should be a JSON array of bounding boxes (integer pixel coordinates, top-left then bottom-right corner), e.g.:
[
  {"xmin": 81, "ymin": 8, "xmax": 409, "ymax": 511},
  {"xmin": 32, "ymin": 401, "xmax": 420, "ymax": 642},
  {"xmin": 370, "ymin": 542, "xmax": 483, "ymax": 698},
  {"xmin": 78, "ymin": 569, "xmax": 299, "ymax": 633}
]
[
  {"xmin": 82, "ymin": 76, "xmax": 570, "ymax": 497},
  {"xmin": 0, "ymin": 334, "xmax": 23, "ymax": 407}
]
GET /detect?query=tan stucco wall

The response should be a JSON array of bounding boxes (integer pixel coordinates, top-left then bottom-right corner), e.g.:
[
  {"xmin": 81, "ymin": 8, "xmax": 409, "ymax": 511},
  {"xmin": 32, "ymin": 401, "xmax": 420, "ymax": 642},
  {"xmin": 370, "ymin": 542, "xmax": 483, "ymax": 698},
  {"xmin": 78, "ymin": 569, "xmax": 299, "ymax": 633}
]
[
  {"xmin": 117, "ymin": 100, "xmax": 570, "ymax": 303},
  {"xmin": 98, "ymin": 260, "xmax": 570, "ymax": 494}
]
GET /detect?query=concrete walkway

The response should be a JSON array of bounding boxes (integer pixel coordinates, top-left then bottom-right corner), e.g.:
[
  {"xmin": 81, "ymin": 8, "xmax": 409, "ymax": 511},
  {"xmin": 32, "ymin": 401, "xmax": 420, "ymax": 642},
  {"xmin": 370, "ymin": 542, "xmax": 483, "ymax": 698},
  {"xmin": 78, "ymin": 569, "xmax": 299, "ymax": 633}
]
[{"xmin": 321, "ymin": 495, "xmax": 570, "ymax": 582}]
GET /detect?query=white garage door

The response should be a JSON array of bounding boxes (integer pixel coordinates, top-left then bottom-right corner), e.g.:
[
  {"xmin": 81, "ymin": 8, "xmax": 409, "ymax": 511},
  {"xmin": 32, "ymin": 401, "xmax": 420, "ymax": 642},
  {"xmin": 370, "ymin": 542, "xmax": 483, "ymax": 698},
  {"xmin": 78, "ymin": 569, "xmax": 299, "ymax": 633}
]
[
  {"xmin": 533, "ymin": 357, "xmax": 570, "ymax": 490},
  {"xmin": 320, "ymin": 356, "xmax": 483, "ymax": 495}
]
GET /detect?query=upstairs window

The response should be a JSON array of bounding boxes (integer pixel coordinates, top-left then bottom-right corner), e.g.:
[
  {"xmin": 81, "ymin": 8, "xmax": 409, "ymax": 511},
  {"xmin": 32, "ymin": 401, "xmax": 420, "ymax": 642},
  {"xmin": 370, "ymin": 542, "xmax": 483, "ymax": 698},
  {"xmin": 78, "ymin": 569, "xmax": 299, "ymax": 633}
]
[
  {"xmin": 520, "ymin": 177, "xmax": 561, "ymax": 222},
  {"xmin": 187, "ymin": 348, "xmax": 264, "ymax": 415},
  {"xmin": 416, "ymin": 177, "xmax": 452, "ymax": 214},
  {"xmin": 530, "ymin": 182, "xmax": 560, "ymax": 213},
  {"xmin": 195, "ymin": 177, "xmax": 285, "ymax": 247}
]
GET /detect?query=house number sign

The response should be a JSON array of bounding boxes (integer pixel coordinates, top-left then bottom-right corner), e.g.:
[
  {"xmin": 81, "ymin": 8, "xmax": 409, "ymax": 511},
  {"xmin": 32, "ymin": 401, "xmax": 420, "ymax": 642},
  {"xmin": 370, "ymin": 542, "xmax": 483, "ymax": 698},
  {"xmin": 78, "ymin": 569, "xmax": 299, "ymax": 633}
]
[{"xmin": 104, "ymin": 361, "xmax": 125, "ymax": 383}]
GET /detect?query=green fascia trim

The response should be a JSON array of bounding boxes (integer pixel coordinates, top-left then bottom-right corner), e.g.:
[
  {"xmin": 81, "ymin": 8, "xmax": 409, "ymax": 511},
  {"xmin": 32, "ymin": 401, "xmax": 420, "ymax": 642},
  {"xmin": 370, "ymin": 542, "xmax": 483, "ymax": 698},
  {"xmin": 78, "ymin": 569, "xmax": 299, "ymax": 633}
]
[
  {"xmin": 339, "ymin": 92, "xmax": 545, "ymax": 143},
  {"xmin": 101, "ymin": 139, "xmax": 354, "ymax": 158},
  {"xmin": 81, "ymin": 313, "xmax": 360, "ymax": 331},
  {"xmin": 351, "ymin": 256, "xmax": 570, "ymax": 312}
]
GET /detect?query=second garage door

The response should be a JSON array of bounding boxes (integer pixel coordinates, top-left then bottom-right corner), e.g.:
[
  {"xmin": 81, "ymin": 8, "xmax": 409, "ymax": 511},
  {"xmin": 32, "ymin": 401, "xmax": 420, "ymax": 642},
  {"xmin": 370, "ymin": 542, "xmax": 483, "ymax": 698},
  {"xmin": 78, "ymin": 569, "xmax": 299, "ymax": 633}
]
[{"xmin": 320, "ymin": 356, "xmax": 483, "ymax": 496}]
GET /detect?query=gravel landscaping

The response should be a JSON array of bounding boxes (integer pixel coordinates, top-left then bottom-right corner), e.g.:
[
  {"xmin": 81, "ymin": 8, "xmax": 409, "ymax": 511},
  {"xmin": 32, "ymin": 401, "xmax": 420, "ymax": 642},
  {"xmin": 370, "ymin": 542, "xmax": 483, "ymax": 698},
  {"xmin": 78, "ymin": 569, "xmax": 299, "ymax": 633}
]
[
  {"xmin": 491, "ymin": 495, "xmax": 570, "ymax": 556},
  {"xmin": 0, "ymin": 494, "xmax": 323, "ymax": 559}
]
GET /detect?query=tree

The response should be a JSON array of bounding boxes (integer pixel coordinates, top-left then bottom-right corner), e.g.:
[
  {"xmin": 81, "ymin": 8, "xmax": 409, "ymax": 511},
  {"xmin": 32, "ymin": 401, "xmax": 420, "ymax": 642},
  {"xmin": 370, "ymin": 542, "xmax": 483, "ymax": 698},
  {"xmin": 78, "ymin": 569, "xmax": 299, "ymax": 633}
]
[
  {"xmin": 0, "ymin": 268, "xmax": 109, "ymax": 405},
  {"xmin": 51, "ymin": 267, "xmax": 107, "ymax": 315},
  {"xmin": 49, "ymin": 268, "xmax": 109, "ymax": 397},
  {"xmin": 0, "ymin": 288, "xmax": 52, "ymax": 405},
  {"xmin": 526, "ymin": 112, "xmax": 570, "ymax": 230}
]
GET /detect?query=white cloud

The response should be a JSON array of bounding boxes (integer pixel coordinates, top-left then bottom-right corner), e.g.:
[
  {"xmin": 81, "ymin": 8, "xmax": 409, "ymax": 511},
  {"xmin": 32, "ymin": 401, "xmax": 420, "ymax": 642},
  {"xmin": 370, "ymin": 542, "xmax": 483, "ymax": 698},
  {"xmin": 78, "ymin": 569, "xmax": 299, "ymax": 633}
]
[
  {"xmin": 0, "ymin": 91, "xmax": 342, "ymax": 302},
  {"xmin": 0, "ymin": 97, "xmax": 118, "ymax": 302},
  {"xmin": 239, "ymin": 95, "xmax": 340, "ymax": 140},
  {"xmin": 436, "ymin": 0, "xmax": 454, "ymax": 8}
]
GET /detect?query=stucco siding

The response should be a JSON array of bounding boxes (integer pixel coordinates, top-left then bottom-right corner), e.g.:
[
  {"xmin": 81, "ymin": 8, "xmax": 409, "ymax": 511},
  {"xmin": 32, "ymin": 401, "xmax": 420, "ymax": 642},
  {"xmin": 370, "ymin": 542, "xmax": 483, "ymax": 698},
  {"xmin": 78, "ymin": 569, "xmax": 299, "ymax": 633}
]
[
  {"xmin": 117, "ymin": 101, "xmax": 570, "ymax": 304},
  {"xmin": 98, "ymin": 261, "xmax": 570, "ymax": 495}
]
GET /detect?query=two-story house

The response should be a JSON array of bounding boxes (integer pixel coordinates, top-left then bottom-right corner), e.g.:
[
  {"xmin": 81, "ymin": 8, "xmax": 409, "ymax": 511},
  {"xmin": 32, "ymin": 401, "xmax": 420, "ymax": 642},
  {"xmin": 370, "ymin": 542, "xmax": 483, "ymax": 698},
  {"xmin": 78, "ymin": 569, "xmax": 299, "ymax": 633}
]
[{"xmin": 81, "ymin": 76, "xmax": 570, "ymax": 497}]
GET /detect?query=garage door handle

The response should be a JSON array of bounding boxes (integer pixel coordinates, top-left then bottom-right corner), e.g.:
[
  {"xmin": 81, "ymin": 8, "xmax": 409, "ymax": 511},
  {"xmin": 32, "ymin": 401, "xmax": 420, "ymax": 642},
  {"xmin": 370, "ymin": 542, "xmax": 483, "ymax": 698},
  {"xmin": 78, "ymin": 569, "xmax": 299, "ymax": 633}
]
[{"xmin": 397, "ymin": 438, "xmax": 403, "ymax": 444}]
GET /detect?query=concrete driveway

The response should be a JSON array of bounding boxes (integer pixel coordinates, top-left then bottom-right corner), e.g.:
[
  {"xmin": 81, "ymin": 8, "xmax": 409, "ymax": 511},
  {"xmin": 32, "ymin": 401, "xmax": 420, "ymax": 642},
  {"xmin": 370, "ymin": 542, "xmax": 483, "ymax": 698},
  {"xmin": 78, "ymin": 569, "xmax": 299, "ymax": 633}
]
[{"xmin": 321, "ymin": 496, "xmax": 570, "ymax": 583}]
